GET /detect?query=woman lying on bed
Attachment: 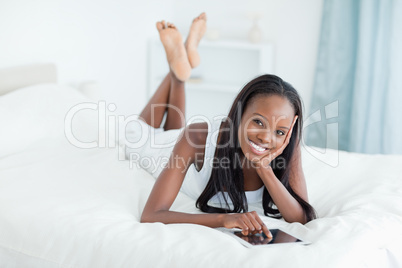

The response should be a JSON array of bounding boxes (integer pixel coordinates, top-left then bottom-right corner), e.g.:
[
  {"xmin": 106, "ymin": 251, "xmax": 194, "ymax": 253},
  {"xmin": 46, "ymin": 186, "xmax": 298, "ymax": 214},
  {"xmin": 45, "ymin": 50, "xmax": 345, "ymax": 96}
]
[{"xmin": 134, "ymin": 13, "xmax": 316, "ymax": 238}]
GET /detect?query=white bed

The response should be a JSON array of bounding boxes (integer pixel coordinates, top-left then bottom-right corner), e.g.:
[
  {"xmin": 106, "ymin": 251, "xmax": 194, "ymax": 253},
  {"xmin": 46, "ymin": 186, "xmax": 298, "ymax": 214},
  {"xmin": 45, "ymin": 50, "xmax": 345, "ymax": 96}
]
[{"xmin": 0, "ymin": 64, "xmax": 401, "ymax": 268}]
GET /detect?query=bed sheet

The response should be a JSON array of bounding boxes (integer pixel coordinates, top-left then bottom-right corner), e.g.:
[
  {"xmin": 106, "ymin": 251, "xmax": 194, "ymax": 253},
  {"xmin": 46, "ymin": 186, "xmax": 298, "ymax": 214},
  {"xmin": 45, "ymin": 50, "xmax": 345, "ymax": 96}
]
[
  {"xmin": 1, "ymin": 82, "xmax": 401, "ymax": 267},
  {"xmin": 0, "ymin": 136, "xmax": 401, "ymax": 268}
]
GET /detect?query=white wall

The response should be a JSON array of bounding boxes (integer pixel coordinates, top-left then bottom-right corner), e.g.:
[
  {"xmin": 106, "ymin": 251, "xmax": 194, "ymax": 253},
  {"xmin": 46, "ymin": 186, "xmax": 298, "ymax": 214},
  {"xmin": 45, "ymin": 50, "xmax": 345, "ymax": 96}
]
[
  {"xmin": 0, "ymin": 0, "xmax": 174, "ymax": 116},
  {"xmin": 171, "ymin": 0, "xmax": 323, "ymax": 115},
  {"xmin": 0, "ymin": 0, "xmax": 322, "ymax": 116}
]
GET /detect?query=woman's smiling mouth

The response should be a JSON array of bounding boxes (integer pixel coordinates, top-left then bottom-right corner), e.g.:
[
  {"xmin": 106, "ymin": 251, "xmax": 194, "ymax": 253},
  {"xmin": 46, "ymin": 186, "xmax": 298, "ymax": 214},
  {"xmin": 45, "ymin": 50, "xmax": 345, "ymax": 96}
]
[{"xmin": 248, "ymin": 139, "xmax": 269, "ymax": 155}]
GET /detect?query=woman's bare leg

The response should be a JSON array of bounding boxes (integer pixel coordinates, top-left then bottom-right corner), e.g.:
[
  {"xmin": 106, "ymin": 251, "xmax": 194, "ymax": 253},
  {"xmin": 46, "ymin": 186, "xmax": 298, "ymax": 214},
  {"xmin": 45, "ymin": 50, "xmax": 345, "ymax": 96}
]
[
  {"xmin": 185, "ymin": 12, "xmax": 207, "ymax": 68},
  {"xmin": 139, "ymin": 68, "xmax": 185, "ymax": 131},
  {"xmin": 139, "ymin": 72, "xmax": 172, "ymax": 129},
  {"xmin": 139, "ymin": 20, "xmax": 190, "ymax": 130},
  {"xmin": 139, "ymin": 14, "xmax": 207, "ymax": 130},
  {"xmin": 164, "ymin": 69, "xmax": 186, "ymax": 130}
]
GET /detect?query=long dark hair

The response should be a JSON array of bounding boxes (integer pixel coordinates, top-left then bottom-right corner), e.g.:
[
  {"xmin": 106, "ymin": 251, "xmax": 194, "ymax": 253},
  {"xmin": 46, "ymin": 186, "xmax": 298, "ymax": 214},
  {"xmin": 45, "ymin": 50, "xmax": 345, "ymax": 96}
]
[{"xmin": 196, "ymin": 74, "xmax": 317, "ymax": 222}]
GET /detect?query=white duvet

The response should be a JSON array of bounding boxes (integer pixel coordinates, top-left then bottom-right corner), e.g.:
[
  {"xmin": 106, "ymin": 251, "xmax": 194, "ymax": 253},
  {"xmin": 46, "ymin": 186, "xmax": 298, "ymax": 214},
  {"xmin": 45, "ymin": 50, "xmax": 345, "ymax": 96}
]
[{"xmin": 0, "ymin": 84, "xmax": 401, "ymax": 268}]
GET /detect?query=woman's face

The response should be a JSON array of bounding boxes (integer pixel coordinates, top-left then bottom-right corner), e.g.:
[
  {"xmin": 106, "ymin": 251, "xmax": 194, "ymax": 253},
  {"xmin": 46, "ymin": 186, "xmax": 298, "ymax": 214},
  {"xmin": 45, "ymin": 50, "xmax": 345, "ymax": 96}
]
[{"xmin": 238, "ymin": 94, "xmax": 295, "ymax": 163}]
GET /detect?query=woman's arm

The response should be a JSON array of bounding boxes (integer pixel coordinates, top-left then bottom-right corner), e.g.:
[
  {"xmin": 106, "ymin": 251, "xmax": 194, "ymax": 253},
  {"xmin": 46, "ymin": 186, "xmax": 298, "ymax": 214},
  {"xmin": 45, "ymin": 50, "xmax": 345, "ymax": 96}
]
[
  {"xmin": 289, "ymin": 143, "xmax": 309, "ymax": 202},
  {"xmin": 141, "ymin": 123, "xmax": 271, "ymax": 237},
  {"xmin": 140, "ymin": 123, "xmax": 220, "ymax": 225},
  {"xmin": 259, "ymin": 143, "xmax": 309, "ymax": 224},
  {"xmin": 255, "ymin": 116, "xmax": 309, "ymax": 223}
]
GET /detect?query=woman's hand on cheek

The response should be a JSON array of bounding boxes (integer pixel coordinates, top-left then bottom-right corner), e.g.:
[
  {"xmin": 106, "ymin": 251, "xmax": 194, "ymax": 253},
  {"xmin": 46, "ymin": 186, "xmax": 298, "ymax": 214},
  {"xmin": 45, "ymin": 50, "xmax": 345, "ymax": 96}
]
[{"xmin": 255, "ymin": 116, "xmax": 298, "ymax": 177}]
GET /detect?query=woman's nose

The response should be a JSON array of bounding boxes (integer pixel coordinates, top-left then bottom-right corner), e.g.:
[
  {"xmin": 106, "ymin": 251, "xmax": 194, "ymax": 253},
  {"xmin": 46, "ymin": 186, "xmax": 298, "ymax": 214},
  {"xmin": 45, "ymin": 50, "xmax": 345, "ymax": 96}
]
[{"xmin": 256, "ymin": 129, "xmax": 272, "ymax": 144}]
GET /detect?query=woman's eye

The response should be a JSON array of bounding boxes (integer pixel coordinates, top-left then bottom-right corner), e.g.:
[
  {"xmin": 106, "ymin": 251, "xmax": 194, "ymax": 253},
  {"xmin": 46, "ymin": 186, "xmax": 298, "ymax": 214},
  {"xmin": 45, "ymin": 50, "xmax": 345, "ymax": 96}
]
[
  {"xmin": 253, "ymin": 119, "xmax": 263, "ymax": 126},
  {"xmin": 276, "ymin": 130, "xmax": 285, "ymax": 136}
]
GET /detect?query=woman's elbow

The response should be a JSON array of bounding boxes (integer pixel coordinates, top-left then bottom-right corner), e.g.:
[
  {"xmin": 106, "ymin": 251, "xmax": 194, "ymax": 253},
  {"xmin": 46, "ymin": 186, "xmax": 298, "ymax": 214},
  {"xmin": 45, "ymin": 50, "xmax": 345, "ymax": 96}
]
[
  {"xmin": 284, "ymin": 214, "xmax": 308, "ymax": 225},
  {"xmin": 140, "ymin": 211, "xmax": 154, "ymax": 223},
  {"xmin": 140, "ymin": 209, "xmax": 166, "ymax": 223}
]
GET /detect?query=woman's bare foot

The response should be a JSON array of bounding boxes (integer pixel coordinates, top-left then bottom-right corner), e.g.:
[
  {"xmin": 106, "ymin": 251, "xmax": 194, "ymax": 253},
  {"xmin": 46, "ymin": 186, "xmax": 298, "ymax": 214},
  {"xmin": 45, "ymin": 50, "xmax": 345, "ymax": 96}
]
[
  {"xmin": 185, "ymin": 12, "xmax": 207, "ymax": 68},
  {"xmin": 156, "ymin": 21, "xmax": 191, "ymax": 81}
]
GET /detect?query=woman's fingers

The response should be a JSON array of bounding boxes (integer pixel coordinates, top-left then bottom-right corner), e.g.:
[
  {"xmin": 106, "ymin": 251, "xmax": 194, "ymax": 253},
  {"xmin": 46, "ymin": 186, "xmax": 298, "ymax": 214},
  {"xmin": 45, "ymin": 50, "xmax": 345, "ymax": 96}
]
[
  {"xmin": 248, "ymin": 211, "xmax": 263, "ymax": 234},
  {"xmin": 234, "ymin": 215, "xmax": 250, "ymax": 236},
  {"xmin": 273, "ymin": 115, "xmax": 298, "ymax": 157},
  {"xmin": 260, "ymin": 116, "xmax": 298, "ymax": 165},
  {"xmin": 250, "ymin": 211, "xmax": 272, "ymax": 238},
  {"xmin": 286, "ymin": 115, "xmax": 298, "ymax": 143},
  {"xmin": 239, "ymin": 211, "xmax": 272, "ymax": 237},
  {"xmin": 283, "ymin": 118, "xmax": 296, "ymax": 145},
  {"xmin": 229, "ymin": 212, "xmax": 272, "ymax": 239},
  {"xmin": 241, "ymin": 214, "xmax": 254, "ymax": 235},
  {"xmin": 293, "ymin": 115, "xmax": 298, "ymax": 126},
  {"xmin": 261, "ymin": 222, "xmax": 272, "ymax": 238},
  {"xmin": 237, "ymin": 221, "xmax": 249, "ymax": 236}
]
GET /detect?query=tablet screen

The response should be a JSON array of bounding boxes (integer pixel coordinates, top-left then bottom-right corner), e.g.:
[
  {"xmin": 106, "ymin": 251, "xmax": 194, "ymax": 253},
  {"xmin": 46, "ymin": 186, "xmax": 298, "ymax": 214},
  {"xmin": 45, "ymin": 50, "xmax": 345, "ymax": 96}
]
[{"xmin": 234, "ymin": 229, "xmax": 303, "ymax": 245}]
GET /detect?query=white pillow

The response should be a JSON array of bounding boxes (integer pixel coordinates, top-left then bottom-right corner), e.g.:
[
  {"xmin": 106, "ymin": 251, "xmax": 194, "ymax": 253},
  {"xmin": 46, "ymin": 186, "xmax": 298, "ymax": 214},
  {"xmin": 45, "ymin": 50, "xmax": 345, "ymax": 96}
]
[{"xmin": 0, "ymin": 83, "xmax": 104, "ymax": 157}]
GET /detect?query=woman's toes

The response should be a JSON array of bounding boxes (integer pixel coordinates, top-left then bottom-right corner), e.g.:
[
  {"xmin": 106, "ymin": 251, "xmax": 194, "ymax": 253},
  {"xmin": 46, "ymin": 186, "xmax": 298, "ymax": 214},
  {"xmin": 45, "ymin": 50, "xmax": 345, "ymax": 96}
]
[
  {"xmin": 156, "ymin": 21, "xmax": 164, "ymax": 32},
  {"xmin": 191, "ymin": 13, "xmax": 206, "ymax": 24}
]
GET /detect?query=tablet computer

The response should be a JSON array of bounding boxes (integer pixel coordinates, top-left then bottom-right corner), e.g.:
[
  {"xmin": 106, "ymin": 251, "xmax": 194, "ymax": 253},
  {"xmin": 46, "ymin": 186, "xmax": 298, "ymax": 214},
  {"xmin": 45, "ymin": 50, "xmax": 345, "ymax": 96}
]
[{"xmin": 222, "ymin": 228, "xmax": 311, "ymax": 247}]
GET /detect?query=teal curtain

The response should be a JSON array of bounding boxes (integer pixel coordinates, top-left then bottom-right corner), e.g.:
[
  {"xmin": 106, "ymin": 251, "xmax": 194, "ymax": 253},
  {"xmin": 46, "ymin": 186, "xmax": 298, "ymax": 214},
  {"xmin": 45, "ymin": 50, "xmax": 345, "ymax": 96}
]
[{"xmin": 306, "ymin": 0, "xmax": 402, "ymax": 154}]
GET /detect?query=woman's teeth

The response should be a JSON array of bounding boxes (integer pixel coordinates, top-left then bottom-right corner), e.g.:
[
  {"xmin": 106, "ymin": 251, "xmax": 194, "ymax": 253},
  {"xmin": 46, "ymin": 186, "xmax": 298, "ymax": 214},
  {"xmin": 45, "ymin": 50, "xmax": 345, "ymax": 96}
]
[{"xmin": 249, "ymin": 140, "xmax": 267, "ymax": 152}]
